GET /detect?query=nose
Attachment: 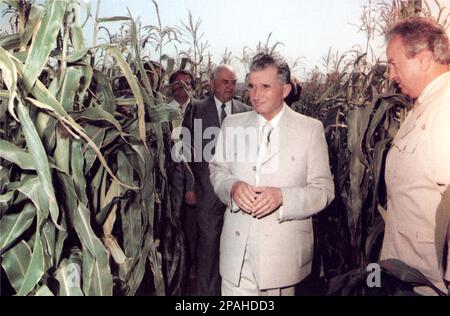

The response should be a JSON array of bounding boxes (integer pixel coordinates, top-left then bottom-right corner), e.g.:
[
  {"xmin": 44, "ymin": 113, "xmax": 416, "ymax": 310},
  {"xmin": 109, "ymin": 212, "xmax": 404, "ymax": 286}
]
[
  {"xmin": 252, "ymin": 87, "xmax": 261, "ymax": 100},
  {"xmin": 388, "ymin": 67, "xmax": 397, "ymax": 81}
]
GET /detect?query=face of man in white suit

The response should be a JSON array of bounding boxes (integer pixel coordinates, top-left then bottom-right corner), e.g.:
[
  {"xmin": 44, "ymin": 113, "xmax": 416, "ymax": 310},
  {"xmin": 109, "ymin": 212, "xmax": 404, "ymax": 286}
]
[{"xmin": 247, "ymin": 66, "xmax": 291, "ymax": 121}]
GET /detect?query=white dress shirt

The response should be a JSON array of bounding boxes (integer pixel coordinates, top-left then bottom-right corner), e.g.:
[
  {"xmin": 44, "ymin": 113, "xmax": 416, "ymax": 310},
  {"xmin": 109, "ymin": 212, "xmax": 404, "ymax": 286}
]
[
  {"xmin": 214, "ymin": 96, "xmax": 232, "ymax": 124},
  {"xmin": 169, "ymin": 98, "xmax": 190, "ymax": 115}
]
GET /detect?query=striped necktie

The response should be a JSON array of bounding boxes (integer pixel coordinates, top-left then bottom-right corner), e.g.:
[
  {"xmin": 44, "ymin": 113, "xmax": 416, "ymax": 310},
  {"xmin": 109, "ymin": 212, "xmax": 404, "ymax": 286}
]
[{"xmin": 220, "ymin": 103, "xmax": 227, "ymax": 125}]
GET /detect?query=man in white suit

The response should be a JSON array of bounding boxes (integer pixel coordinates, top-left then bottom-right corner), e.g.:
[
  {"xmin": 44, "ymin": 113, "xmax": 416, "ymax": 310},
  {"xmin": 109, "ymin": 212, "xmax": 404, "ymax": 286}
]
[
  {"xmin": 381, "ymin": 17, "xmax": 450, "ymax": 295},
  {"xmin": 209, "ymin": 53, "xmax": 334, "ymax": 295}
]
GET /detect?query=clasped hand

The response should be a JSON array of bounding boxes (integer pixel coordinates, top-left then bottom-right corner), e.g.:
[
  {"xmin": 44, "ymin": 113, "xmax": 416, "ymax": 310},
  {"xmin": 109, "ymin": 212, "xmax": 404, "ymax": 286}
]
[{"xmin": 231, "ymin": 181, "xmax": 283, "ymax": 219}]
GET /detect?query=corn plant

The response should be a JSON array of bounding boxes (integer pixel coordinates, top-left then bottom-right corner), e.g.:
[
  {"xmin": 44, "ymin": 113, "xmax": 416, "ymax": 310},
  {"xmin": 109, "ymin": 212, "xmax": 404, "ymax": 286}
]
[{"xmin": 0, "ymin": 0, "xmax": 185, "ymax": 296}]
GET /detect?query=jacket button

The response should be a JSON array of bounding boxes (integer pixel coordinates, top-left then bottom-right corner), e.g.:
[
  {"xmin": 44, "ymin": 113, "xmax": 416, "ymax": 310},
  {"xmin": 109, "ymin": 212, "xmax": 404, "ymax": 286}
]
[{"xmin": 235, "ymin": 231, "xmax": 240, "ymax": 237}]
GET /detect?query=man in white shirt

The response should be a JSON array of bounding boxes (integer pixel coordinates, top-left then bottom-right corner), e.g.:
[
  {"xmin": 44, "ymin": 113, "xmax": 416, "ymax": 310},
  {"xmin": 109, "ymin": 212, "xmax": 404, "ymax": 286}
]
[
  {"xmin": 381, "ymin": 17, "xmax": 450, "ymax": 295},
  {"xmin": 209, "ymin": 53, "xmax": 334, "ymax": 295}
]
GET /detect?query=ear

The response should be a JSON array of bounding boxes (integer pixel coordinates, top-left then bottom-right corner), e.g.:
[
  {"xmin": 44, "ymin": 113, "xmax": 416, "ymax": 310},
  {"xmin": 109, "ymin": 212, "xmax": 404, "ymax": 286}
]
[
  {"xmin": 282, "ymin": 83, "xmax": 292, "ymax": 99},
  {"xmin": 417, "ymin": 50, "xmax": 433, "ymax": 70}
]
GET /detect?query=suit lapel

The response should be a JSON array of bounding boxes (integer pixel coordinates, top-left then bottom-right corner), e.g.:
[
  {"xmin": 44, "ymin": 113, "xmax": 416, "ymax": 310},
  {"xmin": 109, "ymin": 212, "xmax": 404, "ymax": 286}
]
[
  {"xmin": 231, "ymin": 100, "xmax": 236, "ymax": 114},
  {"xmin": 205, "ymin": 96, "xmax": 220, "ymax": 128},
  {"xmin": 241, "ymin": 111, "xmax": 259, "ymax": 159},
  {"xmin": 261, "ymin": 107, "xmax": 293, "ymax": 166}
]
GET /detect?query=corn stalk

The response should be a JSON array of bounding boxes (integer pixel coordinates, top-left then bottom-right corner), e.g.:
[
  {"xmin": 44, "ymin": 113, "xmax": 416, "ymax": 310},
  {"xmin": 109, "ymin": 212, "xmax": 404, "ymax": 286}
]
[{"xmin": 0, "ymin": 0, "xmax": 184, "ymax": 296}]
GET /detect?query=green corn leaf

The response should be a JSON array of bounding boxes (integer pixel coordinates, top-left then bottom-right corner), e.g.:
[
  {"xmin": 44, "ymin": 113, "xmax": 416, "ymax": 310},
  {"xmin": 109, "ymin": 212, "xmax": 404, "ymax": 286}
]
[
  {"xmin": 0, "ymin": 191, "xmax": 15, "ymax": 216},
  {"xmin": 71, "ymin": 140, "xmax": 88, "ymax": 203},
  {"xmin": 0, "ymin": 203, "xmax": 37, "ymax": 254},
  {"xmin": 58, "ymin": 67, "xmax": 82, "ymax": 111},
  {"xmin": 0, "ymin": 34, "xmax": 21, "ymax": 51},
  {"xmin": 1, "ymin": 240, "xmax": 32, "ymax": 293},
  {"xmin": 22, "ymin": 0, "xmax": 66, "ymax": 93},
  {"xmin": 102, "ymin": 129, "xmax": 123, "ymax": 149},
  {"xmin": 54, "ymin": 130, "xmax": 71, "ymax": 173},
  {"xmin": 16, "ymin": 176, "xmax": 43, "ymax": 219},
  {"xmin": 64, "ymin": 48, "xmax": 89, "ymax": 63},
  {"xmin": 53, "ymin": 172, "xmax": 78, "ymax": 262},
  {"xmin": 365, "ymin": 99, "xmax": 395, "ymax": 148},
  {"xmin": 0, "ymin": 46, "xmax": 19, "ymax": 121},
  {"xmin": 117, "ymin": 152, "xmax": 141, "ymax": 258},
  {"xmin": 116, "ymin": 99, "xmax": 181, "ymax": 123},
  {"xmin": 106, "ymin": 46, "xmax": 147, "ymax": 150},
  {"xmin": 93, "ymin": 69, "xmax": 115, "ymax": 114},
  {"xmin": 76, "ymin": 65, "xmax": 93, "ymax": 104},
  {"xmin": 41, "ymin": 217, "xmax": 56, "ymax": 266},
  {"xmin": 148, "ymin": 238, "xmax": 166, "ymax": 296},
  {"xmin": 17, "ymin": 232, "xmax": 45, "ymax": 296},
  {"xmin": 82, "ymin": 125, "xmax": 106, "ymax": 174},
  {"xmin": 34, "ymin": 285, "xmax": 55, "ymax": 296},
  {"xmin": 21, "ymin": 4, "xmax": 44, "ymax": 48},
  {"xmin": 72, "ymin": 107, "xmax": 124, "ymax": 136},
  {"xmin": 17, "ymin": 100, "xmax": 61, "ymax": 230},
  {"xmin": 25, "ymin": 96, "xmax": 138, "ymax": 190},
  {"xmin": 70, "ymin": 26, "xmax": 86, "ymax": 51},
  {"xmin": 74, "ymin": 204, "xmax": 113, "ymax": 296},
  {"xmin": 0, "ymin": 140, "xmax": 35, "ymax": 170},
  {"xmin": 380, "ymin": 259, "xmax": 447, "ymax": 296},
  {"xmin": 2, "ymin": 0, "xmax": 21, "ymax": 10}
]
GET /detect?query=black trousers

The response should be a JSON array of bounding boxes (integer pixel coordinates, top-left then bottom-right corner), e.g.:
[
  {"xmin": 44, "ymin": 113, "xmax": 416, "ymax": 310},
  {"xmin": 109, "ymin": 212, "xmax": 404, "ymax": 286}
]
[
  {"xmin": 181, "ymin": 203, "xmax": 198, "ymax": 274},
  {"xmin": 195, "ymin": 199, "xmax": 226, "ymax": 296}
]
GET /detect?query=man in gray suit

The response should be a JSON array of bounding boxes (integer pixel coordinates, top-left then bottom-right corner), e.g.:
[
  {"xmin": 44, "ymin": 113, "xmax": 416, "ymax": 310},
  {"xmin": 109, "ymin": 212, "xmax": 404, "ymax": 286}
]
[
  {"xmin": 183, "ymin": 64, "xmax": 250, "ymax": 295},
  {"xmin": 209, "ymin": 53, "xmax": 334, "ymax": 295}
]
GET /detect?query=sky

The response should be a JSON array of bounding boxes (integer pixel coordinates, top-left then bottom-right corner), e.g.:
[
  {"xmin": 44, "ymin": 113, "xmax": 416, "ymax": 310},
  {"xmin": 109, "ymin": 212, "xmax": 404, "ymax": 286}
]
[
  {"xmin": 91, "ymin": 0, "xmax": 450, "ymax": 80},
  {"xmin": 1, "ymin": 0, "xmax": 450, "ymax": 80},
  {"xmin": 93, "ymin": 0, "xmax": 377, "ymax": 79}
]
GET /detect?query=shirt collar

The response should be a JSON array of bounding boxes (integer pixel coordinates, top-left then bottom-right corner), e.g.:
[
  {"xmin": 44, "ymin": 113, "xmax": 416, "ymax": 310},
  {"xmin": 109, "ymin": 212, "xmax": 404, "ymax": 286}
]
[
  {"xmin": 415, "ymin": 71, "xmax": 450, "ymax": 118},
  {"xmin": 257, "ymin": 103, "xmax": 286, "ymax": 129},
  {"xmin": 214, "ymin": 96, "xmax": 232, "ymax": 109},
  {"xmin": 170, "ymin": 98, "xmax": 190, "ymax": 114}
]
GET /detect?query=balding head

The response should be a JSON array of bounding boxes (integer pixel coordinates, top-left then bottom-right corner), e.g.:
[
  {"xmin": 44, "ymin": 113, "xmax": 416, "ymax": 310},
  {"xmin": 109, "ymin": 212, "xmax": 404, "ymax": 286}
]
[{"xmin": 210, "ymin": 64, "xmax": 237, "ymax": 103}]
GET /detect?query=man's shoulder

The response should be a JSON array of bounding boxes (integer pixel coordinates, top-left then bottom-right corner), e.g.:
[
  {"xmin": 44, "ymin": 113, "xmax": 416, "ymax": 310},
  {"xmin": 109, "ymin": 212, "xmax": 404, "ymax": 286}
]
[
  {"xmin": 190, "ymin": 96, "xmax": 213, "ymax": 113},
  {"xmin": 224, "ymin": 110, "xmax": 254, "ymax": 125},
  {"xmin": 233, "ymin": 99, "xmax": 252, "ymax": 112},
  {"xmin": 190, "ymin": 97, "xmax": 205, "ymax": 106},
  {"xmin": 287, "ymin": 107, "xmax": 324, "ymax": 129}
]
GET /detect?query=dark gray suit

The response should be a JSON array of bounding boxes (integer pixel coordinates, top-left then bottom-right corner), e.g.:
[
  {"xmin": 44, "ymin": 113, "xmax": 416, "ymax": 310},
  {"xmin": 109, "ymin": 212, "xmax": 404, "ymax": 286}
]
[{"xmin": 183, "ymin": 95, "xmax": 250, "ymax": 295}]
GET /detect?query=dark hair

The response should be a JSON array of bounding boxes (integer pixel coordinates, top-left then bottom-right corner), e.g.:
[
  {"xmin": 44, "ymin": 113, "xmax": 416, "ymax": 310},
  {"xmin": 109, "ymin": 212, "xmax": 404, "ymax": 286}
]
[
  {"xmin": 139, "ymin": 60, "xmax": 166, "ymax": 91},
  {"xmin": 387, "ymin": 17, "xmax": 450, "ymax": 64},
  {"xmin": 169, "ymin": 69, "xmax": 194, "ymax": 88},
  {"xmin": 284, "ymin": 80, "xmax": 302, "ymax": 106},
  {"xmin": 249, "ymin": 52, "xmax": 291, "ymax": 84}
]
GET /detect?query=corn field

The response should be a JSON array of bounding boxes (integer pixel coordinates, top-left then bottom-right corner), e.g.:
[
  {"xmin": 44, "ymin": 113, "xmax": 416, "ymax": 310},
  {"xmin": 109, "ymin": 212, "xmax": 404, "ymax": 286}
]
[{"xmin": 0, "ymin": 0, "xmax": 449, "ymax": 296}]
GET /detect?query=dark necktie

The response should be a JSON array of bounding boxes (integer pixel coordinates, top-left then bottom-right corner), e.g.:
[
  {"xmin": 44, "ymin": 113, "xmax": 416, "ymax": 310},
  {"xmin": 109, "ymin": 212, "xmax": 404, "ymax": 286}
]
[{"xmin": 220, "ymin": 103, "xmax": 227, "ymax": 125}]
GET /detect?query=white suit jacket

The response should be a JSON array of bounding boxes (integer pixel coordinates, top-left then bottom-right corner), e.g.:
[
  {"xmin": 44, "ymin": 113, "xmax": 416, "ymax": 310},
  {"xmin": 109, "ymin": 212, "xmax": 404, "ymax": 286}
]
[
  {"xmin": 381, "ymin": 71, "xmax": 450, "ymax": 294},
  {"xmin": 209, "ymin": 105, "xmax": 334, "ymax": 289}
]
